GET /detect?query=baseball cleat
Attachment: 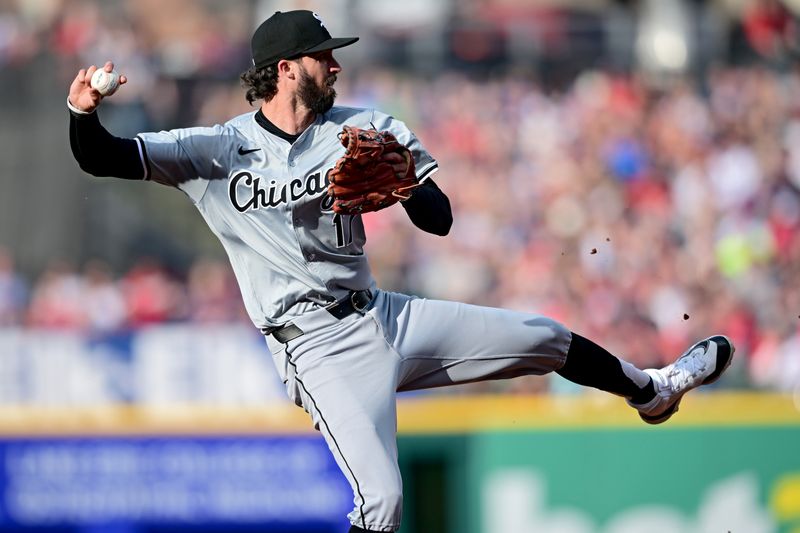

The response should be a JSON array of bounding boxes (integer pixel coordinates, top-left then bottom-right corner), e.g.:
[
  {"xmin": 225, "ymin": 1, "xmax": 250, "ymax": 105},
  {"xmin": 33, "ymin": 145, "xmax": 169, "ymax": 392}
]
[{"xmin": 628, "ymin": 335, "xmax": 735, "ymax": 425}]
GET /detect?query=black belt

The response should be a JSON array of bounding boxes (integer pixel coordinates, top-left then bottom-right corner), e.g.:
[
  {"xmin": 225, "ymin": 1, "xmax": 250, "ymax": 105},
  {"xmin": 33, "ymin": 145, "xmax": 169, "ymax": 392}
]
[{"xmin": 267, "ymin": 290, "xmax": 373, "ymax": 344}]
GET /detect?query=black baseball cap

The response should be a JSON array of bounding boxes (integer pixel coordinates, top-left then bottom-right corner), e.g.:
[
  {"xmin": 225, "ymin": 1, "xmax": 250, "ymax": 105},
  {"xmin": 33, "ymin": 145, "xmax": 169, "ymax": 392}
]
[{"xmin": 251, "ymin": 10, "xmax": 359, "ymax": 69}]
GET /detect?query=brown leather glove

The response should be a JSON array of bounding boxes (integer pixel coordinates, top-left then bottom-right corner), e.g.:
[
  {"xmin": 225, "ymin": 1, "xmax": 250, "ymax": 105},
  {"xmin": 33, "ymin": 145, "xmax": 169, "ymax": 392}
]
[{"xmin": 327, "ymin": 126, "xmax": 420, "ymax": 214}]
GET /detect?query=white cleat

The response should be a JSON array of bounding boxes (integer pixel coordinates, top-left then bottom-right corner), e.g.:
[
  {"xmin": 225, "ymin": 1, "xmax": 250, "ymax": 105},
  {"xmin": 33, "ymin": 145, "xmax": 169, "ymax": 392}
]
[{"xmin": 628, "ymin": 335, "xmax": 735, "ymax": 425}]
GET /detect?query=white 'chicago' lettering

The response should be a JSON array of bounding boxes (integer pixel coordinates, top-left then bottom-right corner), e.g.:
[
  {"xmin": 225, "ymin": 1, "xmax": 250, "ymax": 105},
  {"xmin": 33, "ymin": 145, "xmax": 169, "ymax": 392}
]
[{"xmin": 229, "ymin": 171, "xmax": 328, "ymax": 213}]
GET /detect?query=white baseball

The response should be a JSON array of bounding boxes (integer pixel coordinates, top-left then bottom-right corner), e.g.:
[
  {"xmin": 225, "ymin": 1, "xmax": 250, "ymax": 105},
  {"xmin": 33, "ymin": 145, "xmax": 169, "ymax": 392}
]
[{"xmin": 90, "ymin": 68, "xmax": 120, "ymax": 97}]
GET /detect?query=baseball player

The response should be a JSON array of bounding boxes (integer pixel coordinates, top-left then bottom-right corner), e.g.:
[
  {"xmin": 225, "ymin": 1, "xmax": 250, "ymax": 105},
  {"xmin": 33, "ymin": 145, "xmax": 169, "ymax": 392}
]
[{"xmin": 67, "ymin": 10, "xmax": 734, "ymax": 533}]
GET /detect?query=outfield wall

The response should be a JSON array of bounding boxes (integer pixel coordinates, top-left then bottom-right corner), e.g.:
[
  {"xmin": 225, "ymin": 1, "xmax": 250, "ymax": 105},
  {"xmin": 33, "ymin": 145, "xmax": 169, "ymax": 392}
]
[
  {"xmin": 397, "ymin": 394, "xmax": 800, "ymax": 533},
  {"xmin": 0, "ymin": 394, "xmax": 797, "ymax": 533}
]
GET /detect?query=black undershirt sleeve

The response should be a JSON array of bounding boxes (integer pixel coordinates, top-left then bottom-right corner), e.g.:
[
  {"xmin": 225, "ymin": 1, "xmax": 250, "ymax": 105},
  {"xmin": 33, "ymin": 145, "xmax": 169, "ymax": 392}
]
[
  {"xmin": 401, "ymin": 179, "xmax": 453, "ymax": 236},
  {"xmin": 69, "ymin": 110, "xmax": 144, "ymax": 180}
]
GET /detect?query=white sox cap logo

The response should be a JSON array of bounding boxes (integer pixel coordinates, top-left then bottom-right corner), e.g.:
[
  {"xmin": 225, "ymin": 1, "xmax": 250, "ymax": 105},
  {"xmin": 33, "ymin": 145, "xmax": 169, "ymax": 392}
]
[{"xmin": 250, "ymin": 10, "xmax": 357, "ymax": 69}]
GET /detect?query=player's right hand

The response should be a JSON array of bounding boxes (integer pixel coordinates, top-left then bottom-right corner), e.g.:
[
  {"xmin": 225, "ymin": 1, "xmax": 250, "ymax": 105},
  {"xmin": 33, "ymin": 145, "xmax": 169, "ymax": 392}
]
[{"xmin": 68, "ymin": 61, "xmax": 127, "ymax": 113}]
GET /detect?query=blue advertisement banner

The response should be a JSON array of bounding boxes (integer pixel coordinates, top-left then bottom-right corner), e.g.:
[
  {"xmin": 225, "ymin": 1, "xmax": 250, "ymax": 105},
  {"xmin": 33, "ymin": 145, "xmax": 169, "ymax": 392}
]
[{"xmin": 0, "ymin": 436, "xmax": 352, "ymax": 532}]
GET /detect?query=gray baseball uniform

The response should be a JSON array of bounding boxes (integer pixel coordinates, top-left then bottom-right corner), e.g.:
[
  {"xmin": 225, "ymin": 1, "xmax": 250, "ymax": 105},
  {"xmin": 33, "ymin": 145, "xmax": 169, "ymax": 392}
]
[{"xmin": 136, "ymin": 106, "xmax": 571, "ymax": 531}]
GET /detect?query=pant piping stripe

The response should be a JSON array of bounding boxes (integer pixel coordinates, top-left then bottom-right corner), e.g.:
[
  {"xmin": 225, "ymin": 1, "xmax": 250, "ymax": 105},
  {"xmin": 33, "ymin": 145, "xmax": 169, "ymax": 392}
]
[{"xmin": 286, "ymin": 347, "xmax": 368, "ymax": 529}]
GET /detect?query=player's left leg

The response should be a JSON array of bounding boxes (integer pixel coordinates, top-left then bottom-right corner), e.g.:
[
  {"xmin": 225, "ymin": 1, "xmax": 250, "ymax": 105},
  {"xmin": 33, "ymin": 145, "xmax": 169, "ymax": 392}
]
[
  {"xmin": 554, "ymin": 331, "xmax": 734, "ymax": 423},
  {"xmin": 553, "ymin": 332, "xmax": 656, "ymax": 403},
  {"xmin": 372, "ymin": 290, "xmax": 733, "ymax": 422},
  {"xmin": 625, "ymin": 335, "xmax": 734, "ymax": 423},
  {"xmin": 375, "ymin": 291, "xmax": 571, "ymax": 389}
]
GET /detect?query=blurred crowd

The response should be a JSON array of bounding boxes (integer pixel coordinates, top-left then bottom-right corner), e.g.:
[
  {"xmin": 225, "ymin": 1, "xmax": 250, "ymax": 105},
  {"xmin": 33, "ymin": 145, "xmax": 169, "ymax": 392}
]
[
  {"xmin": 0, "ymin": 249, "xmax": 249, "ymax": 330},
  {"xmin": 0, "ymin": 0, "xmax": 798, "ymax": 394},
  {"xmin": 358, "ymin": 65, "xmax": 800, "ymax": 395},
  {"xmin": 2, "ymin": 63, "xmax": 800, "ymax": 394}
]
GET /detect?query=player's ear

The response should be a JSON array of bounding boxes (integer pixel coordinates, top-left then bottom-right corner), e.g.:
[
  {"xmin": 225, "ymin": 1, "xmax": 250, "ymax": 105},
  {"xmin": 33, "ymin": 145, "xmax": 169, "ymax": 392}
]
[{"xmin": 277, "ymin": 59, "xmax": 297, "ymax": 81}]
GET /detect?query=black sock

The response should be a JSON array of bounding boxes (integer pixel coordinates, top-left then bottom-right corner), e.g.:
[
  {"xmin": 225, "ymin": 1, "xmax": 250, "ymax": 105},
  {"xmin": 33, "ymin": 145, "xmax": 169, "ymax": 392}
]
[
  {"xmin": 349, "ymin": 526, "xmax": 382, "ymax": 533},
  {"xmin": 557, "ymin": 333, "xmax": 655, "ymax": 403},
  {"xmin": 629, "ymin": 380, "xmax": 657, "ymax": 404}
]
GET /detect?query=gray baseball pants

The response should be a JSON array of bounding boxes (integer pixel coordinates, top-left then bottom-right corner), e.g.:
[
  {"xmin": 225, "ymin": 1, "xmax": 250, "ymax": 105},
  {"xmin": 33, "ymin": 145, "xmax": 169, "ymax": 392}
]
[{"xmin": 266, "ymin": 289, "xmax": 571, "ymax": 532}]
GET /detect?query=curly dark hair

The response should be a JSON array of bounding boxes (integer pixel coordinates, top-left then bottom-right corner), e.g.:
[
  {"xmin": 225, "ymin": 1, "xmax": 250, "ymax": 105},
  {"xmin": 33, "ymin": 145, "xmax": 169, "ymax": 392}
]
[{"xmin": 240, "ymin": 64, "xmax": 280, "ymax": 105}]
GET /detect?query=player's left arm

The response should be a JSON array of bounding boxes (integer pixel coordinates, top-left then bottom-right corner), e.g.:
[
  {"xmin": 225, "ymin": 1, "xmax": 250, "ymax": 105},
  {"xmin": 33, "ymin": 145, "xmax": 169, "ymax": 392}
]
[
  {"xmin": 370, "ymin": 111, "xmax": 452, "ymax": 236},
  {"xmin": 400, "ymin": 179, "xmax": 452, "ymax": 236}
]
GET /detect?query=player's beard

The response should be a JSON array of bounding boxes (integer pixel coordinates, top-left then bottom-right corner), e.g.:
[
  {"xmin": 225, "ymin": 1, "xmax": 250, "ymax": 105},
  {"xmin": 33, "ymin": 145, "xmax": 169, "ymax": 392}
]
[{"xmin": 298, "ymin": 67, "xmax": 337, "ymax": 115}]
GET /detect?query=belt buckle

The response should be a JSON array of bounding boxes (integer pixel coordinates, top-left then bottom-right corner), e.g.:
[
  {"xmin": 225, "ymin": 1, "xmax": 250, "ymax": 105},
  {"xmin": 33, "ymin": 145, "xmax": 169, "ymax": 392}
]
[{"xmin": 350, "ymin": 290, "xmax": 371, "ymax": 313}]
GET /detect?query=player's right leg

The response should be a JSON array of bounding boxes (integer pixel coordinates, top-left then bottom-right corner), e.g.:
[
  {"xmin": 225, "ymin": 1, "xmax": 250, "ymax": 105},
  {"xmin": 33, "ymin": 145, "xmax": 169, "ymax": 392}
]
[{"xmin": 266, "ymin": 307, "xmax": 404, "ymax": 533}]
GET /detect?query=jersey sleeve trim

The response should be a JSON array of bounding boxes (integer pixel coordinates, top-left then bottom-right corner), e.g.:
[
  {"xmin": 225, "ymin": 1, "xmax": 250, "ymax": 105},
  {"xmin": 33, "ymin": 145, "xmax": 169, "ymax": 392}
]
[
  {"xmin": 417, "ymin": 161, "xmax": 439, "ymax": 183},
  {"xmin": 135, "ymin": 136, "xmax": 152, "ymax": 181},
  {"xmin": 66, "ymin": 97, "xmax": 95, "ymax": 116}
]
